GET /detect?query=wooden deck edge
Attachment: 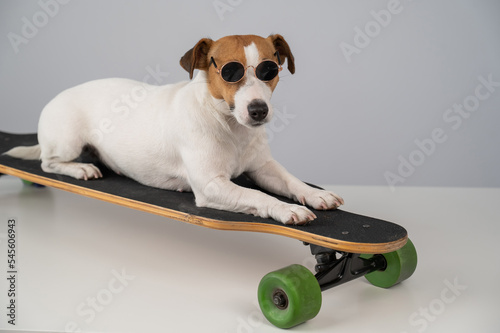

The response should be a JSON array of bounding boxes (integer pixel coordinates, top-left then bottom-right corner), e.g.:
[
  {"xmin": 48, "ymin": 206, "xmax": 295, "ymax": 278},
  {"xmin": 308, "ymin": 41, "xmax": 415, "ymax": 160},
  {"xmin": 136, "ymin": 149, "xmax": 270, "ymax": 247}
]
[{"xmin": 0, "ymin": 164, "xmax": 407, "ymax": 254}]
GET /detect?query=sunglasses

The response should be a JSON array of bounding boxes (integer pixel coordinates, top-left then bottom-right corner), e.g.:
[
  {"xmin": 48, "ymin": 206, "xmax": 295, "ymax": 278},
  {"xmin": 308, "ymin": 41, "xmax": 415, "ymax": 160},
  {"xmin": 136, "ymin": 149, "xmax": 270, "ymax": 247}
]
[{"xmin": 209, "ymin": 51, "xmax": 283, "ymax": 83}]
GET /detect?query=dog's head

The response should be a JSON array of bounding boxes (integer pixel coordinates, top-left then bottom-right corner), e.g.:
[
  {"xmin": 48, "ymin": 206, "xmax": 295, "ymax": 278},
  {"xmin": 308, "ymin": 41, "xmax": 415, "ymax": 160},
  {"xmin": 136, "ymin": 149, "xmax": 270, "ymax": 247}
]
[{"xmin": 180, "ymin": 34, "xmax": 295, "ymax": 128}]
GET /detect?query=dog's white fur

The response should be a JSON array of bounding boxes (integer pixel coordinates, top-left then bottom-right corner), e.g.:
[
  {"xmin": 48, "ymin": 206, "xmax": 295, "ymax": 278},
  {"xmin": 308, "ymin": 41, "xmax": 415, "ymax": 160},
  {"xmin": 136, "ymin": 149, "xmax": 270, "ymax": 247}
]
[{"xmin": 5, "ymin": 36, "xmax": 343, "ymax": 224}]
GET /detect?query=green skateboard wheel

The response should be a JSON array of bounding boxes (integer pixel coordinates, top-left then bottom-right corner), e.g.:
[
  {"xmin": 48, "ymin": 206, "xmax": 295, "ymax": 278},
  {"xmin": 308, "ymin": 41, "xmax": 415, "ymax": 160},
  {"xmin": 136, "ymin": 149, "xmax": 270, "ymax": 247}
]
[
  {"xmin": 361, "ymin": 238, "xmax": 417, "ymax": 288},
  {"xmin": 21, "ymin": 179, "xmax": 45, "ymax": 188},
  {"xmin": 258, "ymin": 264, "xmax": 322, "ymax": 328}
]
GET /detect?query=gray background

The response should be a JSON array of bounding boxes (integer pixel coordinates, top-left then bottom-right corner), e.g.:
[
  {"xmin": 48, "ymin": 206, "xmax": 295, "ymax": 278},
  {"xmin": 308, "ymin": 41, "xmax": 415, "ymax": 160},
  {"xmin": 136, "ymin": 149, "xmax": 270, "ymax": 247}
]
[{"xmin": 1, "ymin": 0, "xmax": 499, "ymax": 188}]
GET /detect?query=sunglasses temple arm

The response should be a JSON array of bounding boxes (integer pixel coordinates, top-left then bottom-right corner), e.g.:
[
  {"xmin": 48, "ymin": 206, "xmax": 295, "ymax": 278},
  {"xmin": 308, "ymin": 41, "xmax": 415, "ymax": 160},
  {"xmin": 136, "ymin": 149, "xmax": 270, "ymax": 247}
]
[
  {"xmin": 209, "ymin": 57, "xmax": 218, "ymax": 69},
  {"xmin": 274, "ymin": 51, "xmax": 282, "ymax": 65}
]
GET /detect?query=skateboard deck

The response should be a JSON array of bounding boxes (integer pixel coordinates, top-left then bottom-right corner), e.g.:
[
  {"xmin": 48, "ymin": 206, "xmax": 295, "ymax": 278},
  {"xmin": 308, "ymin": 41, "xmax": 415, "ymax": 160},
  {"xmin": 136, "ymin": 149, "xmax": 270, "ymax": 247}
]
[{"xmin": 0, "ymin": 131, "xmax": 407, "ymax": 254}]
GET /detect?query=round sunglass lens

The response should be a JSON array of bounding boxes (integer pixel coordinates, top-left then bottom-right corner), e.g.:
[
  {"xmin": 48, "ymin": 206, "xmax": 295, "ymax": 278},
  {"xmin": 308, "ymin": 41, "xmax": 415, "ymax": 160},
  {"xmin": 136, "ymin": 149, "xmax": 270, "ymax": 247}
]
[
  {"xmin": 221, "ymin": 62, "xmax": 245, "ymax": 82},
  {"xmin": 256, "ymin": 61, "xmax": 279, "ymax": 81}
]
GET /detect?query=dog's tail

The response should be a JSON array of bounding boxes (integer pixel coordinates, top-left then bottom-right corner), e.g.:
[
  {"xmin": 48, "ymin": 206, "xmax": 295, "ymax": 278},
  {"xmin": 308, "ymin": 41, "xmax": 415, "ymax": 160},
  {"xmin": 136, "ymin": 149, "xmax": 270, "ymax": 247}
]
[{"xmin": 3, "ymin": 145, "xmax": 41, "ymax": 160}]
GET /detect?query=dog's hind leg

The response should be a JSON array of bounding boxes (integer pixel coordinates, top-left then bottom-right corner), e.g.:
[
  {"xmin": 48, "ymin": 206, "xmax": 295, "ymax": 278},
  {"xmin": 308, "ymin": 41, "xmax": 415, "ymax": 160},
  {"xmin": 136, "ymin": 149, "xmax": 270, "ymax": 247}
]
[
  {"xmin": 39, "ymin": 138, "xmax": 103, "ymax": 181},
  {"xmin": 41, "ymin": 159, "xmax": 103, "ymax": 180}
]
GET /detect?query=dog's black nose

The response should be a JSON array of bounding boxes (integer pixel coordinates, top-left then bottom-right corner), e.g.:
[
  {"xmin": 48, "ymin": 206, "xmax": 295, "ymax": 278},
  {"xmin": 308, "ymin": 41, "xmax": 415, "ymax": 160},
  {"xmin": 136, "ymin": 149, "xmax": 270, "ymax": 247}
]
[{"xmin": 247, "ymin": 99, "xmax": 269, "ymax": 122}]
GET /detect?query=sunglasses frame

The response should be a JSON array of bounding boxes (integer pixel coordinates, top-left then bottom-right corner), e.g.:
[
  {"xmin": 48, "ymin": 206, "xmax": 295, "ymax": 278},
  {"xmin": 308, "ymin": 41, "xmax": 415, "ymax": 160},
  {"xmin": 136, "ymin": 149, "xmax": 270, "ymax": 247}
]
[{"xmin": 210, "ymin": 52, "xmax": 283, "ymax": 84}]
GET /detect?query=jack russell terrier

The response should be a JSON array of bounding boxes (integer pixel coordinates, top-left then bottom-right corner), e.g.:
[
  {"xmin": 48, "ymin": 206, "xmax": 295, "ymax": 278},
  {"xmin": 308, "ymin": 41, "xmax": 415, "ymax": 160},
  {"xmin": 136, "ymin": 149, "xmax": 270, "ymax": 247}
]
[{"xmin": 5, "ymin": 34, "xmax": 344, "ymax": 224}]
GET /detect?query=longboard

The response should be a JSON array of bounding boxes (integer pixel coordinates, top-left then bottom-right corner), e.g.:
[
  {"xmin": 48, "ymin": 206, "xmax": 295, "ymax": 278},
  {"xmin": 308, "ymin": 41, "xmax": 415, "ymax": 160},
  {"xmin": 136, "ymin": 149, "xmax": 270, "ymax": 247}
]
[
  {"xmin": 0, "ymin": 131, "xmax": 417, "ymax": 328},
  {"xmin": 0, "ymin": 132, "xmax": 406, "ymax": 253}
]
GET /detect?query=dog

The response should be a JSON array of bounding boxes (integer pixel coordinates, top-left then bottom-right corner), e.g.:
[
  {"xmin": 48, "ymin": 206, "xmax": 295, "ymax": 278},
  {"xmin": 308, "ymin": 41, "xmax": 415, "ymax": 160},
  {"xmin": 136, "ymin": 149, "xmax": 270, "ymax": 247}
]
[{"xmin": 4, "ymin": 34, "xmax": 344, "ymax": 224}]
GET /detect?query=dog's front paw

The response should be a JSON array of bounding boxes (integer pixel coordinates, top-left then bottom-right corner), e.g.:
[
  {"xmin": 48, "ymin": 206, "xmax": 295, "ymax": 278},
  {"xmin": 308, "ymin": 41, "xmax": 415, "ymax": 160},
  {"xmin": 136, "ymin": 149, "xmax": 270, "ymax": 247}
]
[
  {"xmin": 271, "ymin": 203, "xmax": 317, "ymax": 225},
  {"xmin": 301, "ymin": 189, "xmax": 344, "ymax": 210}
]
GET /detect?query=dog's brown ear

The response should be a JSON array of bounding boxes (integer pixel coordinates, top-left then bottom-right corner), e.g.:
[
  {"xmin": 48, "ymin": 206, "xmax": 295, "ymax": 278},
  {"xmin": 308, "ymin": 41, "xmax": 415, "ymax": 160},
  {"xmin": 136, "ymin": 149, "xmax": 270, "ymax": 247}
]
[
  {"xmin": 180, "ymin": 38, "xmax": 213, "ymax": 79},
  {"xmin": 267, "ymin": 34, "xmax": 295, "ymax": 74}
]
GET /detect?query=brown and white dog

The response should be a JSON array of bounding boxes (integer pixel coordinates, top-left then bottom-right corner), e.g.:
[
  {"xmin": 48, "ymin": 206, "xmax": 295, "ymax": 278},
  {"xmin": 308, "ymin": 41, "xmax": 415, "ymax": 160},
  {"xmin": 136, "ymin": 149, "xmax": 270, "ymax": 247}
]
[{"xmin": 5, "ymin": 34, "xmax": 344, "ymax": 224}]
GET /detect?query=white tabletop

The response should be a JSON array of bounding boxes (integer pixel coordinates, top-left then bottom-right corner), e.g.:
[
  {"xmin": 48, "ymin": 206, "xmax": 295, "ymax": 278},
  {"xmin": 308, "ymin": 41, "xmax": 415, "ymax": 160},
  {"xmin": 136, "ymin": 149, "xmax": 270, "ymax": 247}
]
[{"xmin": 0, "ymin": 175, "xmax": 498, "ymax": 333}]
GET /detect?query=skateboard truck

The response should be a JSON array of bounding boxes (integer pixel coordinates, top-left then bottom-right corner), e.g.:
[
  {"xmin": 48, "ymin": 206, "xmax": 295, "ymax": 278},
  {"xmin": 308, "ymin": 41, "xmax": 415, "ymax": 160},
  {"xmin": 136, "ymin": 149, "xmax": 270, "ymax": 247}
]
[
  {"xmin": 308, "ymin": 243, "xmax": 387, "ymax": 291},
  {"xmin": 268, "ymin": 244, "xmax": 389, "ymax": 317},
  {"xmin": 258, "ymin": 239, "xmax": 416, "ymax": 329}
]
